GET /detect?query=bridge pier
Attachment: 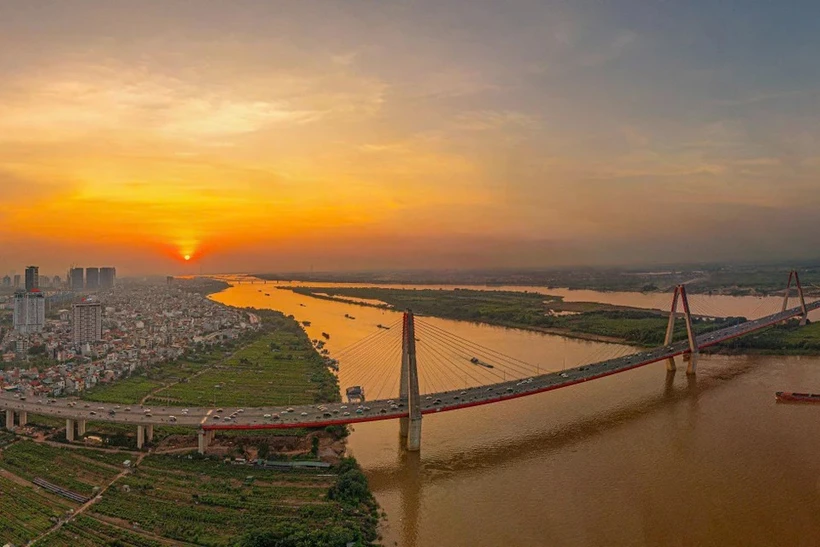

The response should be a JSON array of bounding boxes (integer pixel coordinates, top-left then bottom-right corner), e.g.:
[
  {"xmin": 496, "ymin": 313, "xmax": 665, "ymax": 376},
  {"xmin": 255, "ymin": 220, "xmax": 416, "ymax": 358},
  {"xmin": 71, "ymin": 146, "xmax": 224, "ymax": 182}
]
[
  {"xmin": 782, "ymin": 270, "xmax": 808, "ymax": 326},
  {"xmin": 198, "ymin": 430, "xmax": 206, "ymax": 454},
  {"xmin": 77, "ymin": 419, "xmax": 86, "ymax": 437},
  {"xmin": 137, "ymin": 425, "xmax": 145, "ymax": 449},
  {"xmin": 664, "ymin": 285, "xmax": 699, "ymax": 375},
  {"xmin": 5, "ymin": 410, "xmax": 14, "ymax": 430},
  {"xmin": 18, "ymin": 411, "xmax": 27, "ymax": 427},
  {"xmin": 399, "ymin": 310, "xmax": 423, "ymax": 451},
  {"xmin": 146, "ymin": 424, "xmax": 154, "ymax": 443},
  {"xmin": 66, "ymin": 419, "xmax": 75, "ymax": 442}
]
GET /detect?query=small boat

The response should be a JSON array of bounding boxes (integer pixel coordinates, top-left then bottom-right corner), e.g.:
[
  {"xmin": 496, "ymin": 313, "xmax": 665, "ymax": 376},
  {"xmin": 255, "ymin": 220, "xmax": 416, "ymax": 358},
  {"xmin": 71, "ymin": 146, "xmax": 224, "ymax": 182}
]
[
  {"xmin": 302, "ymin": 321, "xmax": 311, "ymax": 327},
  {"xmin": 376, "ymin": 324, "xmax": 390, "ymax": 330},
  {"xmin": 775, "ymin": 391, "xmax": 820, "ymax": 403},
  {"xmin": 344, "ymin": 314, "xmax": 356, "ymax": 320},
  {"xmin": 300, "ymin": 304, "xmax": 306, "ymax": 307},
  {"xmin": 322, "ymin": 332, "xmax": 330, "ymax": 339},
  {"xmin": 265, "ymin": 293, "xmax": 270, "ymax": 296},
  {"xmin": 469, "ymin": 357, "xmax": 495, "ymax": 369}
]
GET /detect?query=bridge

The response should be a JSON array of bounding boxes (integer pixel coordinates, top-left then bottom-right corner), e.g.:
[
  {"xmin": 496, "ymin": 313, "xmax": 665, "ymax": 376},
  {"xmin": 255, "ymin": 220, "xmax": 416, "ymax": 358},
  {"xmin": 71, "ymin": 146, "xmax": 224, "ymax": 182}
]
[{"xmin": 1, "ymin": 271, "xmax": 816, "ymax": 453}]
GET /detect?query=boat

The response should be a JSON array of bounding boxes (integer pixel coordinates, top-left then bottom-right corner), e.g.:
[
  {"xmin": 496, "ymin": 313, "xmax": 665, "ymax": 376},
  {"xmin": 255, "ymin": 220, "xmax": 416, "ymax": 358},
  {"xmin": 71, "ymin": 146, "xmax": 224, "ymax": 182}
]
[
  {"xmin": 344, "ymin": 314, "xmax": 356, "ymax": 320},
  {"xmin": 376, "ymin": 324, "xmax": 390, "ymax": 330},
  {"xmin": 469, "ymin": 357, "xmax": 495, "ymax": 369},
  {"xmin": 775, "ymin": 391, "xmax": 820, "ymax": 403},
  {"xmin": 265, "ymin": 293, "xmax": 270, "ymax": 296},
  {"xmin": 301, "ymin": 321, "xmax": 311, "ymax": 327},
  {"xmin": 322, "ymin": 332, "xmax": 330, "ymax": 339},
  {"xmin": 299, "ymin": 304, "xmax": 306, "ymax": 307}
]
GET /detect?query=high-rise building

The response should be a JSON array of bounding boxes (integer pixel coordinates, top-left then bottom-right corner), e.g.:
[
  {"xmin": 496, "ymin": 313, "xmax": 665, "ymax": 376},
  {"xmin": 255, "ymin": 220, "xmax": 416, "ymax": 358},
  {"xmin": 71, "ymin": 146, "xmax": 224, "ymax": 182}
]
[
  {"xmin": 100, "ymin": 267, "xmax": 116, "ymax": 289},
  {"xmin": 72, "ymin": 300, "xmax": 102, "ymax": 344},
  {"xmin": 53, "ymin": 275, "xmax": 62, "ymax": 288},
  {"xmin": 86, "ymin": 267, "xmax": 100, "ymax": 290},
  {"xmin": 13, "ymin": 274, "xmax": 21, "ymax": 288},
  {"xmin": 13, "ymin": 289, "xmax": 45, "ymax": 334},
  {"xmin": 69, "ymin": 268, "xmax": 84, "ymax": 291},
  {"xmin": 25, "ymin": 266, "xmax": 39, "ymax": 292},
  {"xmin": 1, "ymin": 275, "xmax": 9, "ymax": 287}
]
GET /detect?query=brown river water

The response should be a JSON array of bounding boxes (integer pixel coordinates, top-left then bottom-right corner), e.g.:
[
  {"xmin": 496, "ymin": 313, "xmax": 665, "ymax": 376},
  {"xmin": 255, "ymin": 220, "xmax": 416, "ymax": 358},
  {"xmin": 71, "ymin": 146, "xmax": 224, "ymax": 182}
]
[{"xmin": 212, "ymin": 280, "xmax": 820, "ymax": 547}]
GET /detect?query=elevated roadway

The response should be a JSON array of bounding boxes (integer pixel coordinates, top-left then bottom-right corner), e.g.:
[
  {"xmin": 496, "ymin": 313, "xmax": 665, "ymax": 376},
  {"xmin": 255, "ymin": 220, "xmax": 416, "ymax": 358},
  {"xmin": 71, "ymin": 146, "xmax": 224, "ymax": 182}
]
[{"xmin": 2, "ymin": 300, "xmax": 817, "ymax": 450}]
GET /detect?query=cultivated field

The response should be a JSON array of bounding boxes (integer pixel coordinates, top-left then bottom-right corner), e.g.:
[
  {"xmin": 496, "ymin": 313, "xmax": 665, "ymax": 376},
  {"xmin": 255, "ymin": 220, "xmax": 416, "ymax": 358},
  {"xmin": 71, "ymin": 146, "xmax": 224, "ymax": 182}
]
[{"xmin": 0, "ymin": 441, "xmax": 124, "ymax": 496}]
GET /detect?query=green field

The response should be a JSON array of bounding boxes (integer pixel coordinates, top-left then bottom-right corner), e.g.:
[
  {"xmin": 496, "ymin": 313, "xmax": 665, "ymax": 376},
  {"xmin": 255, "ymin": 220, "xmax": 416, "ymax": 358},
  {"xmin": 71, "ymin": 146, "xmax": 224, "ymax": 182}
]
[
  {"xmin": 0, "ymin": 441, "xmax": 125, "ymax": 496},
  {"xmin": 155, "ymin": 320, "xmax": 339, "ymax": 408},
  {"xmin": 83, "ymin": 347, "xmax": 228, "ymax": 404},
  {"xmin": 36, "ymin": 514, "xmax": 166, "ymax": 547},
  {"xmin": 89, "ymin": 454, "xmax": 378, "ymax": 546},
  {"xmin": 0, "ymin": 474, "xmax": 74, "ymax": 545},
  {"xmin": 711, "ymin": 321, "xmax": 820, "ymax": 354}
]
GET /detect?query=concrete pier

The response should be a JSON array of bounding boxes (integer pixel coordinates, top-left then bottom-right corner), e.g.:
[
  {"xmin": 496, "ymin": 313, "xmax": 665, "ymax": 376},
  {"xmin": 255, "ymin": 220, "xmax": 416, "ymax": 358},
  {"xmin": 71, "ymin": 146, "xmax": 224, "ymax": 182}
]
[
  {"xmin": 66, "ymin": 419, "xmax": 75, "ymax": 442},
  {"xmin": 5, "ymin": 410, "xmax": 13, "ymax": 430},
  {"xmin": 137, "ymin": 425, "xmax": 145, "ymax": 449},
  {"xmin": 18, "ymin": 411, "xmax": 27, "ymax": 427},
  {"xmin": 146, "ymin": 424, "xmax": 154, "ymax": 442},
  {"xmin": 77, "ymin": 419, "xmax": 86, "ymax": 437},
  {"xmin": 402, "ymin": 310, "xmax": 423, "ymax": 451},
  {"xmin": 198, "ymin": 429, "xmax": 209, "ymax": 454}
]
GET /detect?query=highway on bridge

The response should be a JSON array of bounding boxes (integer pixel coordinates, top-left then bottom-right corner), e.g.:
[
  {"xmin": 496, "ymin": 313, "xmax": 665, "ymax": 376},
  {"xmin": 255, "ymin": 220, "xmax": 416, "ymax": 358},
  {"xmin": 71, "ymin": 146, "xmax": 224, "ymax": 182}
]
[{"xmin": 2, "ymin": 300, "xmax": 817, "ymax": 433}]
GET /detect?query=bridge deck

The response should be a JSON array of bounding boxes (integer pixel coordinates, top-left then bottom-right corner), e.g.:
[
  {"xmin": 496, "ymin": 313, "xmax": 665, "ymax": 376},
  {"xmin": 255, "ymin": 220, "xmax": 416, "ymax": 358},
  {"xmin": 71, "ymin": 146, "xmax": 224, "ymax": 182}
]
[{"xmin": 1, "ymin": 301, "xmax": 817, "ymax": 431}]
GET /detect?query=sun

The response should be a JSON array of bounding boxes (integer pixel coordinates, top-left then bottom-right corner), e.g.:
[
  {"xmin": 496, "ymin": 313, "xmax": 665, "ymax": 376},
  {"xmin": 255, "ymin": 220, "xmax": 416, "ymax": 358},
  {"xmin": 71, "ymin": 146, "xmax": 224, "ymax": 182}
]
[{"xmin": 184, "ymin": 254, "xmax": 191, "ymax": 261}]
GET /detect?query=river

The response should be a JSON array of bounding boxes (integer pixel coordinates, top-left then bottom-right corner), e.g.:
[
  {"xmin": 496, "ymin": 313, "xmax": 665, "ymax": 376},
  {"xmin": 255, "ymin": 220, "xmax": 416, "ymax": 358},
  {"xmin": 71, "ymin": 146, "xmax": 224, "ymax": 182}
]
[{"xmin": 211, "ymin": 279, "xmax": 820, "ymax": 547}]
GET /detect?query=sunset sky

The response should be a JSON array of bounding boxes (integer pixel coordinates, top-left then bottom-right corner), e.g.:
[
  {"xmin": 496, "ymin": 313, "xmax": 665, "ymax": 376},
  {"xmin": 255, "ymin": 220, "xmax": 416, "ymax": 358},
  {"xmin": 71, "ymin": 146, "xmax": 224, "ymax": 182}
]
[{"xmin": 1, "ymin": 1, "xmax": 819, "ymax": 275}]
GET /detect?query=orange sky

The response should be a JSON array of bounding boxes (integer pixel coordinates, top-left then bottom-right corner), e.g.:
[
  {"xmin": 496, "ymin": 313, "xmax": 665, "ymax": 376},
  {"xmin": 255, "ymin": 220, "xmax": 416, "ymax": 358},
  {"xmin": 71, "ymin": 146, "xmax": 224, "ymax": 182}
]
[{"xmin": 1, "ymin": 2, "xmax": 819, "ymax": 276}]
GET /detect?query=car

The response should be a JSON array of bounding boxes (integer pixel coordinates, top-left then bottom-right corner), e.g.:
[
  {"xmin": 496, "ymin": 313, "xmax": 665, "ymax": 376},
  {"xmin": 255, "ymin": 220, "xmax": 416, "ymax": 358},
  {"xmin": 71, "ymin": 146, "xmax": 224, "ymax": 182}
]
[
  {"xmin": 301, "ymin": 412, "xmax": 308, "ymax": 416},
  {"xmin": 356, "ymin": 409, "xmax": 363, "ymax": 414},
  {"xmin": 89, "ymin": 411, "xmax": 96, "ymax": 415},
  {"xmin": 114, "ymin": 405, "xmax": 121, "ymax": 409},
  {"xmin": 380, "ymin": 409, "xmax": 387, "ymax": 414},
  {"xmin": 216, "ymin": 408, "xmax": 223, "ymax": 413},
  {"xmin": 460, "ymin": 391, "xmax": 467, "ymax": 395},
  {"xmin": 286, "ymin": 408, "xmax": 294, "ymax": 413},
  {"xmin": 434, "ymin": 399, "xmax": 442, "ymax": 405},
  {"xmin": 560, "ymin": 373, "xmax": 569, "ymax": 378},
  {"xmin": 363, "ymin": 406, "xmax": 371, "ymax": 411},
  {"xmin": 169, "ymin": 416, "xmax": 177, "ymax": 422},
  {"xmin": 390, "ymin": 404, "xmax": 398, "ymax": 410},
  {"xmin": 124, "ymin": 407, "xmax": 131, "ymax": 411},
  {"xmin": 343, "ymin": 412, "xmax": 350, "ymax": 416},
  {"xmin": 272, "ymin": 414, "xmax": 280, "ymax": 420},
  {"xmin": 212, "ymin": 415, "xmax": 220, "ymax": 420},
  {"xmin": 323, "ymin": 412, "xmax": 332, "ymax": 417},
  {"xmin": 263, "ymin": 413, "xmax": 272, "ymax": 419},
  {"xmin": 143, "ymin": 409, "xmax": 152, "ymax": 414},
  {"xmin": 425, "ymin": 396, "xmax": 432, "ymax": 400},
  {"xmin": 237, "ymin": 409, "xmax": 244, "ymax": 413},
  {"xmin": 340, "ymin": 405, "xmax": 348, "ymax": 409}
]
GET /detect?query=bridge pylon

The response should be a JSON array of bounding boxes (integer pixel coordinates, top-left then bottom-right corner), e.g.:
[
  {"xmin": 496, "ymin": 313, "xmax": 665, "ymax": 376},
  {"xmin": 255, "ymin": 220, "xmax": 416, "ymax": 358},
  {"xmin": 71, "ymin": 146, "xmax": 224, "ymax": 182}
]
[
  {"xmin": 664, "ymin": 284, "xmax": 699, "ymax": 374},
  {"xmin": 399, "ymin": 310, "xmax": 422, "ymax": 451},
  {"xmin": 782, "ymin": 270, "xmax": 808, "ymax": 326}
]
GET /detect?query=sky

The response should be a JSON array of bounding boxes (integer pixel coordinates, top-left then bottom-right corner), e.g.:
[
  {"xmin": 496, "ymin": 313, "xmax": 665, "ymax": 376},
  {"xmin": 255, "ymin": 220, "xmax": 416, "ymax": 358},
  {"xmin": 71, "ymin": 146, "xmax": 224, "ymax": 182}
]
[{"xmin": 1, "ymin": 0, "xmax": 819, "ymax": 276}]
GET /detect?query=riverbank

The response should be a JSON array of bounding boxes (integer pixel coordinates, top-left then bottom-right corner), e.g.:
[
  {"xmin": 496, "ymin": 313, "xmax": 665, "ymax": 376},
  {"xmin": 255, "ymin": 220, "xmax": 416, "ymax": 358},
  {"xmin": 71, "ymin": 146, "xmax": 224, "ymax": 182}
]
[{"xmin": 281, "ymin": 285, "xmax": 820, "ymax": 355}]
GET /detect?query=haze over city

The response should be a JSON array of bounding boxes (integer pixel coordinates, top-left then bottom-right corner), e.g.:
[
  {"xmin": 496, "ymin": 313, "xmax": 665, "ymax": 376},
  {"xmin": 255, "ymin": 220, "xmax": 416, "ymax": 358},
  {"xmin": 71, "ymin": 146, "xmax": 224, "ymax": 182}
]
[{"xmin": 1, "ymin": 1, "xmax": 819, "ymax": 275}]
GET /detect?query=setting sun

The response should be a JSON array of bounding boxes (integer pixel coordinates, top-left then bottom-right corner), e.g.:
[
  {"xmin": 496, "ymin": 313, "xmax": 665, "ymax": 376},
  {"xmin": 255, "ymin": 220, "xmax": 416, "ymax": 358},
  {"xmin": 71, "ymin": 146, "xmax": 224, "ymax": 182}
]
[{"xmin": 184, "ymin": 255, "xmax": 191, "ymax": 261}]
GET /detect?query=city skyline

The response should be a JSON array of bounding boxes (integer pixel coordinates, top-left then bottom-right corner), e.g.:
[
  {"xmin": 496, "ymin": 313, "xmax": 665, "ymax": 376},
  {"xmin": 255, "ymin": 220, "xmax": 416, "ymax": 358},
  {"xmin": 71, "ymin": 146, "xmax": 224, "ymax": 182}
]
[{"xmin": 1, "ymin": 1, "xmax": 820, "ymax": 275}]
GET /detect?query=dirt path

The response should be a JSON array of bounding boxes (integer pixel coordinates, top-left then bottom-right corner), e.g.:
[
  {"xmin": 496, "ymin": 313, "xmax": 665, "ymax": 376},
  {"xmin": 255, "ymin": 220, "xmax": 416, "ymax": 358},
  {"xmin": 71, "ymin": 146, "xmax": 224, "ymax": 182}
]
[
  {"xmin": 28, "ymin": 452, "xmax": 147, "ymax": 546},
  {"xmin": 139, "ymin": 347, "xmax": 244, "ymax": 405}
]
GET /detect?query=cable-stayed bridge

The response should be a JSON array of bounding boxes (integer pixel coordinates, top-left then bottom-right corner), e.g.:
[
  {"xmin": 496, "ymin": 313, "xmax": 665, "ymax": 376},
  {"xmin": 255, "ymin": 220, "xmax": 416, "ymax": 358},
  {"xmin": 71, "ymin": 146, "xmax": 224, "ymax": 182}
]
[{"xmin": 1, "ymin": 271, "xmax": 817, "ymax": 452}]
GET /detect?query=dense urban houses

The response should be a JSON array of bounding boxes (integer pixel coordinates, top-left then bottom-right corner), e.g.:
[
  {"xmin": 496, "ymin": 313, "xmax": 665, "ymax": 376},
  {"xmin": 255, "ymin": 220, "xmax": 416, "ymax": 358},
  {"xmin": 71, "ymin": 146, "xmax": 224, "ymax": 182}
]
[{"xmin": 0, "ymin": 282, "xmax": 259, "ymax": 397}]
